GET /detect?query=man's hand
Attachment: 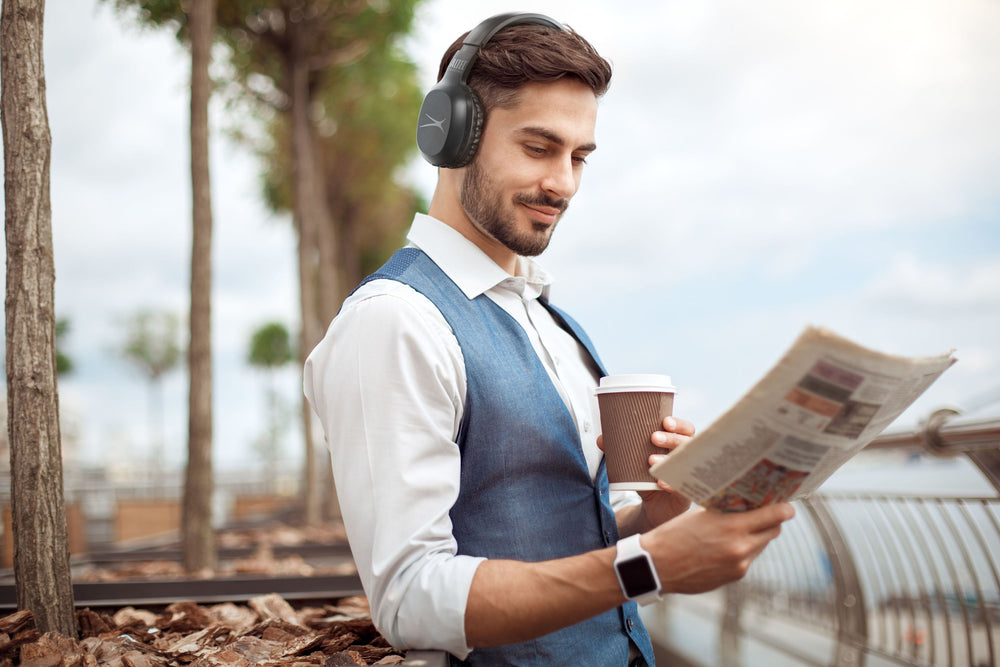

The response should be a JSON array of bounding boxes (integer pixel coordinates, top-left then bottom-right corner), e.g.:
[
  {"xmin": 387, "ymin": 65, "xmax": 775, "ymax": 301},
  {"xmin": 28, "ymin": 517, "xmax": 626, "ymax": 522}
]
[
  {"xmin": 637, "ymin": 415, "xmax": 695, "ymax": 527},
  {"xmin": 644, "ymin": 502, "xmax": 795, "ymax": 594},
  {"xmin": 600, "ymin": 415, "xmax": 695, "ymax": 532}
]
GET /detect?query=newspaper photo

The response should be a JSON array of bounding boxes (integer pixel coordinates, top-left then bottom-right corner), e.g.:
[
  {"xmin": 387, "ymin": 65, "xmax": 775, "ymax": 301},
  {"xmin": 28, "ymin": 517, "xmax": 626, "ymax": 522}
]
[{"xmin": 649, "ymin": 326, "xmax": 958, "ymax": 512}]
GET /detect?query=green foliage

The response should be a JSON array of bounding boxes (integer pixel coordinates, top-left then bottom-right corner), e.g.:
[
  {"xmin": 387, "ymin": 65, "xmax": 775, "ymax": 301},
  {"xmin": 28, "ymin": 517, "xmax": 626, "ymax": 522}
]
[
  {"xmin": 103, "ymin": 0, "xmax": 427, "ymax": 298},
  {"xmin": 217, "ymin": 0, "xmax": 421, "ymax": 97},
  {"xmin": 120, "ymin": 310, "xmax": 183, "ymax": 381},
  {"xmin": 248, "ymin": 321, "xmax": 294, "ymax": 369},
  {"xmin": 101, "ymin": 0, "xmax": 186, "ymax": 37},
  {"xmin": 247, "ymin": 320, "xmax": 294, "ymax": 466},
  {"xmin": 55, "ymin": 318, "xmax": 74, "ymax": 375},
  {"xmin": 253, "ymin": 0, "xmax": 425, "ymax": 278}
]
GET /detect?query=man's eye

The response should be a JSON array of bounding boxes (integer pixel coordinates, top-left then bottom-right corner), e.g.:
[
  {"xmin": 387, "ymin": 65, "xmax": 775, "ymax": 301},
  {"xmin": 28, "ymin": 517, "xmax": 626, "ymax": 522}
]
[
  {"xmin": 525, "ymin": 145, "xmax": 546, "ymax": 156},
  {"xmin": 573, "ymin": 155, "xmax": 589, "ymax": 165}
]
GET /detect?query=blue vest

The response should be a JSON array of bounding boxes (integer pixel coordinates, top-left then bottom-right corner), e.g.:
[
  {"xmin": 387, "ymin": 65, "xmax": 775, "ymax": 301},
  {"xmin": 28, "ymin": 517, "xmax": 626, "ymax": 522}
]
[{"xmin": 361, "ymin": 248, "xmax": 654, "ymax": 666}]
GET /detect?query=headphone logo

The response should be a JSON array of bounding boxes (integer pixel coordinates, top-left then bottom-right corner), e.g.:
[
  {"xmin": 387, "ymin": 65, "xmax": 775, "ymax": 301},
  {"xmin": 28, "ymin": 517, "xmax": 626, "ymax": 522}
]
[{"xmin": 419, "ymin": 114, "xmax": 447, "ymax": 134}]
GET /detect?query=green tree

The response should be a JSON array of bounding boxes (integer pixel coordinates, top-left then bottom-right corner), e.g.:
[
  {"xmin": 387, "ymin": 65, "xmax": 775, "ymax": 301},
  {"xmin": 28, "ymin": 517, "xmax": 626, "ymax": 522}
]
[
  {"xmin": 249, "ymin": 321, "xmax": 294, "ymax": 369},
  {"xmin": 248, "ymin": 321, "xmax": 294, "ymax": 467},
  {"xmin": 2, "ymin": 0, "xmax": 77, "ymax": 637},
  {"xmin": 120, "ymin": 310, "xmax": 183, "ymax": 468},
  {"xmin": 236, "ymin": 0, "xmax": 424, "ymax": 521},
  {"xmin": 261, "ymin": 25, "xmax": 424, "ymax": 292},
  {"xmin": 216, "ymin": 0, "xmax": 423, "ymax": 524}
]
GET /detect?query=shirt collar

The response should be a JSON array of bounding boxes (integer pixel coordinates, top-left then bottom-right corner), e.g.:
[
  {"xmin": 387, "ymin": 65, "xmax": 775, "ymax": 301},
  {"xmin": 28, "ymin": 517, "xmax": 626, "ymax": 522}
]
[{"xmin": 407, "ymin": 213, "xmax": 553, "ymax": 301}]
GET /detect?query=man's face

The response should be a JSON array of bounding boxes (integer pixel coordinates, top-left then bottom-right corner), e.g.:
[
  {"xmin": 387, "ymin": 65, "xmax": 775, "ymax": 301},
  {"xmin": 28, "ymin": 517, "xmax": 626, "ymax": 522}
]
[{"xmin": 458, "ymin": 79, "xmax": 598, "ymax": 260}]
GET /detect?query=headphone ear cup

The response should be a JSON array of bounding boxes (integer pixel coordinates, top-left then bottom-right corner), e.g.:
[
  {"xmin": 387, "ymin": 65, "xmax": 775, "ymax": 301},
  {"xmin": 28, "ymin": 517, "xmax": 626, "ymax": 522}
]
[
  {"xmin": 419, "ymin": 13, "xmax": 566, "ymax": 167},
  {"xmin": 450, "ymin": 88, "xmax": 483, "ymax": 168},
  {"xmin": 417, "ymin": 80, "xmax": 485, "ymax": 168}
]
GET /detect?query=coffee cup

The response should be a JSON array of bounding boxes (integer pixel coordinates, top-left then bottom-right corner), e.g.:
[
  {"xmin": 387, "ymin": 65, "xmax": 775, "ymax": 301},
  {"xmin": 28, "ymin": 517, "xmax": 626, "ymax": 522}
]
[{"xmin": 595, "ymin": 374, "xmax": 676, "ymax": 490}]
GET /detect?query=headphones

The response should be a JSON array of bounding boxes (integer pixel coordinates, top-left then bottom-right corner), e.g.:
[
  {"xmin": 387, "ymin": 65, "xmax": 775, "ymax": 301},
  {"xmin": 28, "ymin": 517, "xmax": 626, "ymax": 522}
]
[{"xmin": 416, "ymin": 12, "xmax": 567, "ymax": 169}]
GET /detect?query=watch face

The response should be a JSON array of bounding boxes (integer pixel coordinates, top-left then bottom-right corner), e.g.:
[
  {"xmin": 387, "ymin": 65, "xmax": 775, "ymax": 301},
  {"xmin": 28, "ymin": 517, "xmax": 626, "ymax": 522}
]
[{"xmin": 618, "ymin": 555, "xmax": 658, "ymax": 598}]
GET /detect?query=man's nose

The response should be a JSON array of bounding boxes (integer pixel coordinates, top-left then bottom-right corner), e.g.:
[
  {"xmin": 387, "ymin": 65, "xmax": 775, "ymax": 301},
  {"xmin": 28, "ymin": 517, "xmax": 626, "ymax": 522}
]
[{"xmin": 541, "ymin": 155, "xmax": 577, "ymax": 199}]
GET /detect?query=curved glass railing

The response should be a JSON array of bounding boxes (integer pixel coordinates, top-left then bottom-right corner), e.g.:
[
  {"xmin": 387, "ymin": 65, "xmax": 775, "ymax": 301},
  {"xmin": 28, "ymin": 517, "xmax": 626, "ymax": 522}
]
[{"xmin": 645, "ymin": 414, "xmax": 1000, "ymax": 667}]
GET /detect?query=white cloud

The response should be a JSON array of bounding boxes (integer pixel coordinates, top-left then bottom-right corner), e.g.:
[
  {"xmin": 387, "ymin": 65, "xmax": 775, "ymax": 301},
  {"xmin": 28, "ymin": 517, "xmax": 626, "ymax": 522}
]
[
  {"xmin": 547, "ymin": 0, "xmax": 1000, "ymax": 288},
  {"xmin": 864, "ymin": 253, "xmax": 1000, "ymax": 309}
]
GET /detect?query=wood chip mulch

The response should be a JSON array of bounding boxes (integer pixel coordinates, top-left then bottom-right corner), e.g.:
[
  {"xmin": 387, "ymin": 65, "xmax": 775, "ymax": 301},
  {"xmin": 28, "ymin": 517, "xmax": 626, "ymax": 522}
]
[{"xmin": 0, "ymin": 594, "xmax": 406, "ymax": 666}]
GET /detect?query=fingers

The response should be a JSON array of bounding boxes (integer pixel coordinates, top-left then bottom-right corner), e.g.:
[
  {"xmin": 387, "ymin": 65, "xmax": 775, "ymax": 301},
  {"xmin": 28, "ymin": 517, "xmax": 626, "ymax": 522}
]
[
  {"xmin": 651, "ymin": 429, "xmax": 687, "ymax": 452},
  {"xmin": 705, "ymin": 509, "xmax": 791, "ymax": 579},
  {"xmin": 716, "ymin": 505, "xmax": 792, "ymax": 574},
  {"xmin": 649, "ymin": 501, "xmax": 796, "ymax": 595},
  {"xmin": 738, "ymin": 522, "xmax": 786, "ymax": 572},
  {"xmin": 660, "ymin": 416, "xmax": 695, "ymax": 436},
  {"xmin": 650, "ymin": 416, "xmax": 696, "ymax": 453},
  {"xmin": 743, "ymin": 502, "xmax": 796, "ymax": 532},
  {"xmin": 752, "ymin": 523, "xmax": 785, "ymax": 547}
]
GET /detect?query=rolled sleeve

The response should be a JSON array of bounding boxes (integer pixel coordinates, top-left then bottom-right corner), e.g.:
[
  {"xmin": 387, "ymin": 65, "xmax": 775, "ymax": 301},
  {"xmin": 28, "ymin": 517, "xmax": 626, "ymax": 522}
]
[
  {"xmin": 304, "ymin": 280, "xmax": 481, "ymax": 658},
  {"xmin": 610, "ymin": 489, "xmax": 642, "ymax": 513},
  {"xmin": 378, "ymin": 550, "xmax": 484, "ymax": 658}
]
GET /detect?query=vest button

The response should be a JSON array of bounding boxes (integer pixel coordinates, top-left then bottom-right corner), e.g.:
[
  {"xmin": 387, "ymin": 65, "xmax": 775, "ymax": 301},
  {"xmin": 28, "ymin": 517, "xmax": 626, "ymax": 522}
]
[{"xmin": 626, "ymin": 618, "xmax": 634, "ymax": 632}]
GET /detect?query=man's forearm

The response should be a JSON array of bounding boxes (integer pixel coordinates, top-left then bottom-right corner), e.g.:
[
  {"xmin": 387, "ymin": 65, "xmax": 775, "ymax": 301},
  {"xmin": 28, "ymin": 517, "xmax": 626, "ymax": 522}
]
[
  {"xmin": 463, "ymin": 502, "xmax": 795, "ymax": 647},
  {"xmin": 464, "ymin": 547, "xmax": 624, "ymax": 647}
]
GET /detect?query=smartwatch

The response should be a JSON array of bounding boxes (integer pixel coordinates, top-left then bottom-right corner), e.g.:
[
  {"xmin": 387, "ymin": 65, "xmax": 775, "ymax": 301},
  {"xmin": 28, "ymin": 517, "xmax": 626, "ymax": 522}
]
[{"xmin": 613, "ymin": 533, "xmax": 661, "ymax": 606}]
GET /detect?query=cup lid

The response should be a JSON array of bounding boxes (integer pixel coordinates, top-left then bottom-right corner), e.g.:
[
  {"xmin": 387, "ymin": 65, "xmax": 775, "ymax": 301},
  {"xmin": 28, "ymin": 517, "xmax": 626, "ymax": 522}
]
[{"xmin": 595, "ymin": 373, "xmax": 675, "ymax": 394}]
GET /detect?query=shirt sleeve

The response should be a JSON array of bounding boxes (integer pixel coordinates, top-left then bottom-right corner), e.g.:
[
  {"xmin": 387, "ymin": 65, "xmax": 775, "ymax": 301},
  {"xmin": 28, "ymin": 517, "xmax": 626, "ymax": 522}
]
[
  {"xmin": 303, "ymin": 280, "xmax": 484, "ymax": 659},
  {"xmin": 610, "ymin": 489, "xmax": 643, "ymax": 513}
]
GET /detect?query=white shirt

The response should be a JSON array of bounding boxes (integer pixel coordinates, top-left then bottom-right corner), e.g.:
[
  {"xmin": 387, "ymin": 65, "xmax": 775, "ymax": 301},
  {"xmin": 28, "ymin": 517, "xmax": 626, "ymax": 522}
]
[{"xmin": 303, "ymin": 213, "xmax": 639, "ymax": 658}]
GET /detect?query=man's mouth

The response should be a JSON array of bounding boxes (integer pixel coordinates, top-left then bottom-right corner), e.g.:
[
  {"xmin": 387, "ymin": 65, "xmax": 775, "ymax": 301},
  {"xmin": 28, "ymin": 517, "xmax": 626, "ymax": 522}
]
[
  {"xmin": 516, "ymin": 194, "xmax": 568, "ymax": 225},
  {"xmin": 521, "ymin": 203, "xmax": 562, "ymax": 225}
]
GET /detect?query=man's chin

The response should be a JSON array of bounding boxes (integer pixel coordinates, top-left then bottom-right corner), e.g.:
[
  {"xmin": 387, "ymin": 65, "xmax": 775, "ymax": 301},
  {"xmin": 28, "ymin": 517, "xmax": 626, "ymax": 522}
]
[{"xmin": 516, "ymin": 229, "xmax": 554, "ymax": 257}]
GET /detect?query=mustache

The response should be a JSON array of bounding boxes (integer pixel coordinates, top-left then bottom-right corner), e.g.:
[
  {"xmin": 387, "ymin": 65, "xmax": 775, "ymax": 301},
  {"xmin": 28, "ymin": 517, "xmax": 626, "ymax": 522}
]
[{"xmin": 514, "ymin": 192, "xmax": 569, "ymax": 213}]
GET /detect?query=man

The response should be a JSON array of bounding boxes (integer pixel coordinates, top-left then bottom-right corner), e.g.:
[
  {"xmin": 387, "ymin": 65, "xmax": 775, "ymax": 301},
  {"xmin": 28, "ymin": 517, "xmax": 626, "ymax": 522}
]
[{"xmin": 305, "ymin": 13, "xmax": 794, "ymax": 666}]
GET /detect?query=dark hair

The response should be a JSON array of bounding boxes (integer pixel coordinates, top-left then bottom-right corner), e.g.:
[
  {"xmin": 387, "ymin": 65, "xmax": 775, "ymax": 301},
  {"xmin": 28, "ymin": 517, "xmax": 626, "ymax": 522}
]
[{"xmin": 436, "ymin": 23, "xmax": 612, "ymax": 113}]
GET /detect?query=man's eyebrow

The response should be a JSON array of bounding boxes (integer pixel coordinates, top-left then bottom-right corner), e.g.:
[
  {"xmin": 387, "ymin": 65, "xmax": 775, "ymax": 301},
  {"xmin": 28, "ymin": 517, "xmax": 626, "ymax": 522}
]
[{"xmin": 517, "ymin": 126, "xmax": 597, "ymax": 153}]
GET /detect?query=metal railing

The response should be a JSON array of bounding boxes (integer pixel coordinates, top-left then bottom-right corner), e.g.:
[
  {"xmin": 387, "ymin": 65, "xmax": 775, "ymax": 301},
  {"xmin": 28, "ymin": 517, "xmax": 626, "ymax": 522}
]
[{"xmin": 648, "ymin": 412, "xmax": 1000, "ymax": 667}]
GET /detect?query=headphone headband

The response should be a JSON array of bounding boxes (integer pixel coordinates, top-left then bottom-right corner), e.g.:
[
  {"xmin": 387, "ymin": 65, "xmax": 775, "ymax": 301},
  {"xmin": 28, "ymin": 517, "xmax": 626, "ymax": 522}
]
[
  {"xmin": 464, "ymin": 12, "xmax": 564, "ymax": 46},
  {"xmin": 444, "ymin": 13, "xmax": 565, "ymax": 83},
  {"xmin": 416, "ymin": 12, "xmax": 567, "ymax": 168}
]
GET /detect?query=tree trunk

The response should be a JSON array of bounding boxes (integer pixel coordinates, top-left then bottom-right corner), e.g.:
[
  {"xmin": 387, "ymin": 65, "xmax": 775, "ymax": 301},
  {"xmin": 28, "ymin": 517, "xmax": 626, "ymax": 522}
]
[
  {"xmin": 1, "ymin": 0, "xmax": 77, "ymax": 636},
  {"xmin": 288, "ymin": 22, "xmax": 338, "ymax": 526},
  {"xmin": 315, "ymin": 194, "xmax": 341, "ymax": 523},
  {"xmin": 315, "ymin": 188, "xmax": 342, "ymax": 332},
  {"xmin": 183, "ymin": 0, "xmax": 217, "ymax": 572},
  {"xmin": 337, "ymin": 206, "xmax": 361, "ymax": 292}
]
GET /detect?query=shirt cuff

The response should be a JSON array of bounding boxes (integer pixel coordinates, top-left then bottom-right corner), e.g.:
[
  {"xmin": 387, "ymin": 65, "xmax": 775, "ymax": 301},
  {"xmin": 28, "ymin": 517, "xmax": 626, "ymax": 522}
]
[
  {"xmin": 610, "ymin": 489, "xmax": 642, "ymax": 513},
  {"xmin": 376, "ymin": 553, "xmax": 486, "ymax": 660}
]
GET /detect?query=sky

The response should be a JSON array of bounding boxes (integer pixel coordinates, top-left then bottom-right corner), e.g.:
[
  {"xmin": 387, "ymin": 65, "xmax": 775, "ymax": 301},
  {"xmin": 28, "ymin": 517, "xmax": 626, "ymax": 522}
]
[{"xmin": 15, "ymin": 0, "xmax": 1000, "ymax": 472}]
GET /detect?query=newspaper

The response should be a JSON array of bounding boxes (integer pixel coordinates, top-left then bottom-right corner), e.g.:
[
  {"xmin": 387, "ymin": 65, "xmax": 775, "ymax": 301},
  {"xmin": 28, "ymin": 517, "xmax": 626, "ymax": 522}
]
[{"xmin": 648, "ymin": 326, "xmax": 957, "ymax": 512}]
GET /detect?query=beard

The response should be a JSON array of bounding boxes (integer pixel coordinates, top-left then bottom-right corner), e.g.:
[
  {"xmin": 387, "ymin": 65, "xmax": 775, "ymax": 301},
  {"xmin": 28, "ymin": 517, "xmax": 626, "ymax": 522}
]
[{"xmin": 459, "ymin": 158, "xmax": 568, "ymax": 257}]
